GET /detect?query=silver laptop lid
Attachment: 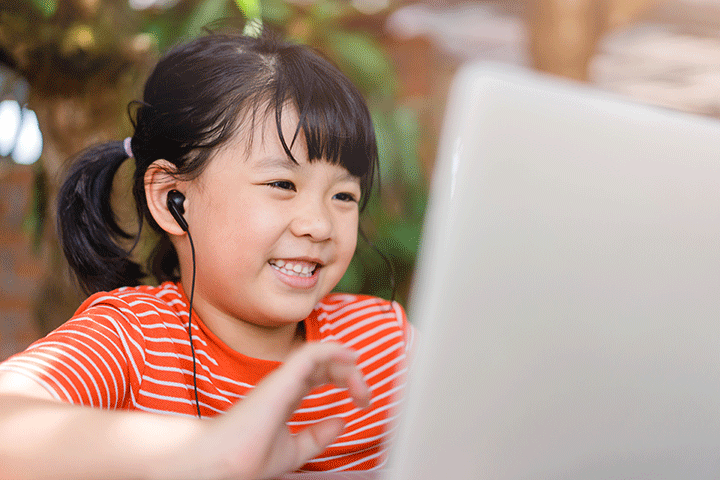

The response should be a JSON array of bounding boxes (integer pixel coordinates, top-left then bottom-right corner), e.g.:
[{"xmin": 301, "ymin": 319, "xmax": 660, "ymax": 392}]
[{"xmin": 389, "ymin": 63, "xmax": 720, "ymax": 479}]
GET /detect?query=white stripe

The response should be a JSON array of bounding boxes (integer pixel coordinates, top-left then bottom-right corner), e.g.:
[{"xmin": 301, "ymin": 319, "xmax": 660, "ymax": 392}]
[
  {"xmin": 341, "ymin": 323, "xmax": 398, "ymax": 348},
  {"xmin": 51, "ymin": 329, "xmax": 123, "ymax": 405},
  {"xmin": 368, "ymin": 367, "xmax": 406, "ymax": 393},
  {"xmin": 138, "ymin": 389, "xmax": 226, "ymax": 415},
  {"xmin": 327, "ymin": 424, "xmax": 397, "ymax": 448},
  {"xmin": 286, "ymin": 412, "xmax": 348, "ymax": 426},
  {"xmin": 370, "ymin": 383, "xmax": 404, "ymax": 405},
  {"xmin": 104, "ymin": 316, "xmax": 144, "ymax": 382},
  {"xmin": 132, "ymin": 310, "xmax": 162, "ymax": 318},
  {"xmin": 143, "ymin": 361, "xmax": 193, "ymax": 376},
  {"xmin": 338, "ymin": 412, "xmax": 400, "ymax": 439},
  {"xmin": 143, "ymin": 361, "xmax": 233, "ymax": 396},
  {"xmin": 327, "ymin": 313, "xmax": 396, "ymax": 340},
  {"xmin": 140, "ymin": 366, "xmax": 237, "ymax": 407},
  {"xmin": 302, "ymin": 387, "xmax": 346, "ymax": 400},
  {"xmin": 58, "ymin": 320, "xmax": 129, "ymax": 406},
  {"xmin": 320, "ymin": 304, "xmax": 388, "ymax": 331},
  {"xmin": 359, "ymin": 346, "xmax": 403, "ymax": 377},
  {"xmin": 141, "ymin": 376, "xmax": 234, "ymax": 405},
  {"xmin": 344, "ymin": 398, "xmax": 403, "ymax": 429},
  {"xmin": 144, "ymin": 340, "xmax": 215, "ymax": 365},
  {"xmin": 326, "ymin": 448, "xmax": 386, "ymax": 471},
  {"xmin": 25, "ymin": 352, "xmax": 88, "ymax": 401},
  {"xmin": 144, "ymin": 347, "xmax": 193, "ymax": 361},
  {"xmin": 293, "ymin": 396, "xmax": 353, "ymax": 414},
  {"xmin": 89, "ymin": 294, "xmax": 122, "ymax": 306},
  {"xmin": 301, "ymin": 440, "xmax": 382, "ymax": 463},
  {"xmin": 117, "ymin": 310, "xmax": 146, "ymax": 340},
  {"xmin": 141, "ymin": 375, "xmax": 193, "ymax": 391},
  {"xmin": 315, "ymin": 294, "xmax": 358, "ymax": 311},
  {"xmin": 317, "ymin": 299, "xmax": 382, "ymax": 324},
  {"xmin": 134, "ymin": 403, "xmax": 198, "ymax": 418},
  {"xmin": 326, "ymin": 299, "xmax": 386, "ymax": 322},
  {"xmin": 127, "ymin": 298, "xmax": 173, "ymax": 309},
  {"xmin": 206, "ymin": 370, "xmax": 256, "ymax": 390},
  {"xmin": 141, "ymin": 322, "xmax": 200, "ymax": 334},
  {"xmin": 215, "ymin": 388, "xmax": 245, "ymax": 400},
  {"xmin": 156, "ymin": 285, "xmax": 181, "ymax": 296},
  {"xmin": 38, "ymin": 345, "xmax": 104, "ymax": 407}
]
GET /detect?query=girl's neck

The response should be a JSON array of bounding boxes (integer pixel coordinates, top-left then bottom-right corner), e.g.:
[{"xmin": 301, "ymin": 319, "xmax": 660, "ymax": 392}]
[{"xmin": 189, "ymin": 295, "xmax": 306, "ymax": 362}]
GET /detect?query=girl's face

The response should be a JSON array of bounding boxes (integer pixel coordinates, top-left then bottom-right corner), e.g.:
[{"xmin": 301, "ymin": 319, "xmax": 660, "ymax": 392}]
[{"xmin": 182, "ymin": 108, "xmax": 361, "ymax": 332}]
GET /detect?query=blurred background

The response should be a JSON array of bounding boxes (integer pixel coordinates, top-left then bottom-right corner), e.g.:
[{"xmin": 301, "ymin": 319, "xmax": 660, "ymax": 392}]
[{"xmin": 0, "ymin": 0, "xmax": 718, "ymax": 360}]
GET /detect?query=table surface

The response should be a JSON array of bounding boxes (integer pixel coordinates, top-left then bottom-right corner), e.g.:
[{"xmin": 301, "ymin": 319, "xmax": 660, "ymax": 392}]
[{"xmin": 276, "ymin": 471, "xmax": 380, "ymax": 480}]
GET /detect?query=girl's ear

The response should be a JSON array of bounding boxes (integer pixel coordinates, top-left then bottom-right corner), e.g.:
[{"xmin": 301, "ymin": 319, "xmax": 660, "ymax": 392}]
[{"xmin": 145, "ymin": 160, "xmax": 187, "ymax": 236}]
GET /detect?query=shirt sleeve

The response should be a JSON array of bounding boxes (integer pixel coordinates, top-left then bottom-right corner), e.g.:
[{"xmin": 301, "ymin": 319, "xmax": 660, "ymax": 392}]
[{"xmin": 0, "ymin": 293, "xmax": 147, "ymax": 409}]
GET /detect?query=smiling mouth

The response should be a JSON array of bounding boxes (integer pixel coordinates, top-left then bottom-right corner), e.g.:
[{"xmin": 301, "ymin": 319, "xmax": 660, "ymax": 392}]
[{"xmin": 269, "ymin": 259, "xmax": 320, "ymax": 278}]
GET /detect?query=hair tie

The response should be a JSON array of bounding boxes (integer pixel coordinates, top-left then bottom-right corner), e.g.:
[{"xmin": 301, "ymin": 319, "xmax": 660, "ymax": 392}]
[{"xmin": 123, "ymin": 137, "xmax": 134, "ymax": 158}]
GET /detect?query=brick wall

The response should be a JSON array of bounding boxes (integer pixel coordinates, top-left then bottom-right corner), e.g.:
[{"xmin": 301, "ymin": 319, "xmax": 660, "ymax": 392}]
[{"xmin": 0, "ymin": 163, "xmax": 45, "ymax": 360}]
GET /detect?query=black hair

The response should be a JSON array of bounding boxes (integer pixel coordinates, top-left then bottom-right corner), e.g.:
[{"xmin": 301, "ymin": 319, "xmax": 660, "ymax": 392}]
[{"xmin": 57, "ymin": 29, "xmax": 379, "ymax": 295}]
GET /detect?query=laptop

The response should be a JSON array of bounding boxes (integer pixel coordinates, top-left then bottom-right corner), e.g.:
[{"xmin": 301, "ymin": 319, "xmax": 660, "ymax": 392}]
[{"xmin": 285, "ymin": 62, "xmax": 720, "ymax": 479}]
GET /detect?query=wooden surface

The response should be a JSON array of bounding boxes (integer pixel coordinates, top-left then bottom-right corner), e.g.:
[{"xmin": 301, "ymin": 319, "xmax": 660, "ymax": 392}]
[{"xmin": 528, "ymin": 0, "xmax": 662, "ymax": 81}]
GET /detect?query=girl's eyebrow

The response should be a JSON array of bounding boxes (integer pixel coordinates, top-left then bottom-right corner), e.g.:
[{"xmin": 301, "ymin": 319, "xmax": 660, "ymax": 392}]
[
  {"xmin": 254, "ymin": 156, "xmax": 360, "ymax": 183},
  {"xmin": 336, "ymin": 170, "xmax": 361, "ymax": 184},
  {"xmin": 254, "ymin": 156, "xmax": 299, "ymax": 171}
]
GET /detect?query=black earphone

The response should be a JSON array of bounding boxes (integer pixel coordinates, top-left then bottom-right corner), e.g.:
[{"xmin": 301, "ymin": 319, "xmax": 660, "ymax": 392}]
[
  {"xmin": 166, "ymin": 189, "xmax": 189, "ymax": 232},
  {"xmin": 166, "ymin": 189, "xmax": 202, "ymax": 419}
]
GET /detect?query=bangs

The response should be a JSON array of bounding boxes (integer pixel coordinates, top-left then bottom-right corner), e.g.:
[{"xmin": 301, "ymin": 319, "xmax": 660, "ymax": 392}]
[{"xmin": 271, "ymin": 47, "xmax": 378, "ymax": 209}]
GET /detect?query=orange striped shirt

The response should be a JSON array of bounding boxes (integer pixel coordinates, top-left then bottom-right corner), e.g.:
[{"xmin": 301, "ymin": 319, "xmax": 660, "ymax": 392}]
[{"xmin": 0, "ymin": 282, "xmax": 414, "ymax": 471}]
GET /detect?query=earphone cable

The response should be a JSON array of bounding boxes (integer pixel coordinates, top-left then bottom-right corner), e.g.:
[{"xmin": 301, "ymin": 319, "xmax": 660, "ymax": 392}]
[{"xmin": 186, "ymin": 228, "xmax": 202, "ymax": 419}]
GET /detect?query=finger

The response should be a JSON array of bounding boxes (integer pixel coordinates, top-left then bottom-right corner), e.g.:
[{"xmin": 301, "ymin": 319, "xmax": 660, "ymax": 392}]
[
  {"xmin": 290, "ymin": 417, "xmax": 346, "ymax": 471},
  {"xmin": 261, "ymin": 343, "xmax": 369, "ymax": 415},
  {"xmin": 295, "ymin": 343, "xmax": 370, "ymax": 409},
  {"xmin": 317, "ymin": 358, "xmax": 371, "ymax": 409},
  {"xmin": 232, "ymin": 343, "xmax": 369, "ymax": 433}
]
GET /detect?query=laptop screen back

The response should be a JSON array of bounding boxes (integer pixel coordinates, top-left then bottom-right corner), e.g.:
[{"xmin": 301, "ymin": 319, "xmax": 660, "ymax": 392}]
[{"xmin": 388, "ymin": 63, "xmax": 720, "ymax": 479}]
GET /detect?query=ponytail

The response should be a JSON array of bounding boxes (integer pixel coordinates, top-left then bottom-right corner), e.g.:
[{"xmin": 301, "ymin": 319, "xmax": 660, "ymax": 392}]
[{"xmin": 57, "ymin": 141, "xmax": 145, "ymax": 294}]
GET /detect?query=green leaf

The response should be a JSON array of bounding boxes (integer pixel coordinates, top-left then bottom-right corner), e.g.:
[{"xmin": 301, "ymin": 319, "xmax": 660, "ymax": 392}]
[
  {"xmin": 235, "ymin": 0, "xmax": 261, "ymax": 20},
  {"xmin": 24, "ymin": 164, "xmax": 48, "ymax": 255},
  {"xmin": 325, "ymin": 31, "xmax": 395, "ymax": 98},
  {"xmin": 393, "ymin": 105, "xmax": 423, "ymax": 188},
  {"xmin": 234, "ymin": 0, "xmax": 263, "ymax": 35},
  {"xmin": 181, "ymin": 0, "xmax": 231, "ymax": 39},
  {"xmin": 334, "ymin": 248, "xmax": 362, "ymax": 293},
  {"xmin": 259, "ymin": 0, "xmax": 292, "ymax": 24},
  {"xmin": 309, "ymin": 0, "xmax": 345, "ymax": 22},
  {"xmin": 30, "ymin": 0, "xmax": 57, "ymax": 18},
  {"xmin": 370, "ymin": 108, "xmax": 396, "ymax": 182}
]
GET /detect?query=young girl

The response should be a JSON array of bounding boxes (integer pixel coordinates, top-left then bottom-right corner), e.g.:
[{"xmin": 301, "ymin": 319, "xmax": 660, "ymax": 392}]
[{"xmin": 0, "ymin": 29, "xmax": 413, "ymax": 480}]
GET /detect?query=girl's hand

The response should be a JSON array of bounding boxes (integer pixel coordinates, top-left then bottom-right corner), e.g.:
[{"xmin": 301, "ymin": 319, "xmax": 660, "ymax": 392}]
[{"xmin": 195, "ymin": 342, "xmax": 371, "ymax": 480}]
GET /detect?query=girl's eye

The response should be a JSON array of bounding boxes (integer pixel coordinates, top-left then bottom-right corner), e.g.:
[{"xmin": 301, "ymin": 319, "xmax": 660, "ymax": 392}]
[
  {"xmin": 333, "ymin": 192, "xmax": 358, "ymax": 203},
  {"xmin": 268, "ymin": 180, "xmax": 296, "ymax": 191}
]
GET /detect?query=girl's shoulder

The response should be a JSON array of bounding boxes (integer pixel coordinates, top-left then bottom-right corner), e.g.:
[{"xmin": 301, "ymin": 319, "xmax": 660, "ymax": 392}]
[
  {"xmin": 310, "ymin": 292, "xmax": 411, "ymax": 339},
  {"xmin": 74, "ymin": 281, "xmax": 188, "ymax": 325},
  {"xmin": 314, "ymin": 292, "xmax": 401, "ymax": 315}
]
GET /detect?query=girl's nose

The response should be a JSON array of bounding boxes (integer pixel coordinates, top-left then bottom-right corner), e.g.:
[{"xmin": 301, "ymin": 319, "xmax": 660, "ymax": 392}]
[{"xmin": 290, "ymin": 202, "xmax": 333, "ymax": 241}]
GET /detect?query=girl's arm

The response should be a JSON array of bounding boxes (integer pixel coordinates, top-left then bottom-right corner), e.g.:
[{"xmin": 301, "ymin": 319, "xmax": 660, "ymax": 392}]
[{"xmin": 0, "ymin": 342, "xmax": 370, "ymax": 480}]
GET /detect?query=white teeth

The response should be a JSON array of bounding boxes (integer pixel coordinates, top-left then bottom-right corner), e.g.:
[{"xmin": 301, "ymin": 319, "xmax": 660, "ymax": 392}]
[{"xmin": 270, "ymin": 260, "xmax": 317, "ymax": 278}]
